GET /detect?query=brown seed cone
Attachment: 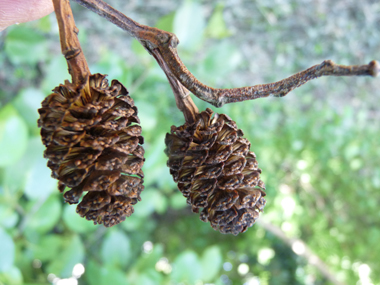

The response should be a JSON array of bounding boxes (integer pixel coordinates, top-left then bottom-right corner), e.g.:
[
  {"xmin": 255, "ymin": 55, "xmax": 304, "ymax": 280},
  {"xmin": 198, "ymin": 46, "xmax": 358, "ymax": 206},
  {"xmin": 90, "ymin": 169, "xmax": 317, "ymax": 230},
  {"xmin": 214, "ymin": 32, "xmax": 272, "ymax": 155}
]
[
  {"xmin": 164, "ymin": 108, "xmax": 266, "ymax": 235},
  {"xmin": 38, "ymin": 73, "xmax": 145, "ymax": 227}
]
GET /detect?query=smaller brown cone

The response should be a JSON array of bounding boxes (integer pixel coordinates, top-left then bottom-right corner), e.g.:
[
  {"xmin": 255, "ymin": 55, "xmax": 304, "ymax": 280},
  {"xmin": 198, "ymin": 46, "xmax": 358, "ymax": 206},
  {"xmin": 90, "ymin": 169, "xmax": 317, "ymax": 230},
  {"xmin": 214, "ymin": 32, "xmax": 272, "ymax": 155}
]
[
  {"xmin": 38, "ymin": 74, "xmax": 144, "ymax": 227},
  {"xmin": 165, "ymin": 108, "xmax": 266, "ymax": 235}
]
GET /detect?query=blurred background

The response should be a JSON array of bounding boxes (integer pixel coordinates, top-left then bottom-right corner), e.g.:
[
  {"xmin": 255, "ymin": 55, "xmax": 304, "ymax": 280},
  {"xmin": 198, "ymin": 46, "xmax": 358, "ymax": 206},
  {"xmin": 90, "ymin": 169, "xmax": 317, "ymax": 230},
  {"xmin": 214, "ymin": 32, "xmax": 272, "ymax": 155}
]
[{"xmin": 0, "ymin": 0, "xmax": 379, "ymax": 284}]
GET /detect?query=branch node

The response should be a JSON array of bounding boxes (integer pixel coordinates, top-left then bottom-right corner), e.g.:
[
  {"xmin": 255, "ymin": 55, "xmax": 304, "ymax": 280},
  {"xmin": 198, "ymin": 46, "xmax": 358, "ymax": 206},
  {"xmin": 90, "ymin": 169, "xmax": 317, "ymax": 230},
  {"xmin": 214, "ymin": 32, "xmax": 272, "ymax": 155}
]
[{"xmin": 369, "ymin": 60, "xmax": 379, "ymax": 77}]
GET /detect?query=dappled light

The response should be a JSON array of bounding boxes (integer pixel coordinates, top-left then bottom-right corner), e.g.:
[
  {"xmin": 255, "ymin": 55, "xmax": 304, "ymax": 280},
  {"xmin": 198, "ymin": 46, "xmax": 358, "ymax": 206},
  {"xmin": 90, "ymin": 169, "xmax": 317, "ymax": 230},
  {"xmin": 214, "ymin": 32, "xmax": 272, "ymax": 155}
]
[{"xmin": 0, "ymin": 0, "xmax": 379, "ymax": 284}]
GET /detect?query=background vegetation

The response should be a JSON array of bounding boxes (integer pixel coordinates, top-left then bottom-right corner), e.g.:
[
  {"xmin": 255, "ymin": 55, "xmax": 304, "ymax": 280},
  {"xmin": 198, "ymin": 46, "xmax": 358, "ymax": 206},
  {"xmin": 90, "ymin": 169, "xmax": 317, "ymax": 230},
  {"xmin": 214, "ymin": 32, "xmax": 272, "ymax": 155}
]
[{"xmin": 0, "ymin": 0, "xmax": 379, "ymax": 284}]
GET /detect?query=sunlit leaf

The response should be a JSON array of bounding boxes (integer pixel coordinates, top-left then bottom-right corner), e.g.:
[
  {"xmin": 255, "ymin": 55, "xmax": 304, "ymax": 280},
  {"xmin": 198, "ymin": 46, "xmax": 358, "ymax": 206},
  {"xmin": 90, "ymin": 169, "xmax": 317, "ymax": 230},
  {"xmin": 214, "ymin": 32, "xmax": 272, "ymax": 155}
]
[
  {"xmin": 134, "ymin": 188, "xmax": 165, "ymax": 217},
  {"xmin": 134, "ymin": 272, "xmax": 160, "ymax": 285},
  {"xmin": 200, "ymin": 246, "xmax": 222, "ymax": 281},
  {"xmin": 199, "ymin": 41, "xmax": 242, "ymax": 85},
  {"xmin": 101, "ymin": 230, "xmax": 131, "ymax": 268},
  {"xmin": 4, "ymin": 26, "xmax": 49, "ymax": 65},
  {"xmin": 2, "ymin": 137, "xmax": 48, "ymax": 195},
  {"xmin": 23, "ymin": 139, "xmax": 57, "ymax": 199},
  {"xmin": 12, "ymin": 88, "xmax": 46, "ymax": 135},
  {"xmin": 0, "ymin": 266, "xmax": 23, "ymax": 285},
  {"xmin": 0, "ymin": 104, "xmax": 28, "ymax": 167},
  {"xmin": 155, "ymin": 12, "xmax": 175, "ymax": 32},
  {"xmin": 169, "ymin": 192, "xmax": 187, "ymax": 210},
  {"xmin": 205, "ymin": 4, "xmax": 231, "ymax": 39},
  {"xmin": 31, "ymin": 234, "xmax": 63, "ymax": 262},
  {"xmin": 86, "ymin": 259, "xmax": 129, "ymax": 285},
  {"xmin": 134, "ymin": 100, "xmax": 157, "ymax": 131},
  {"xmin": 47, "ymin": 234, "xmax": 85, "ymax": 277},
  {"xmin": 24, "ymin": 194, "xmax": 61, "ymax": 234},
  {"xmin": 134, "ymin": 244, "xmax": 164, "ymax": 272},
  {"xmin": 0, "ymin": 205, "xmax": 19, "ymax": 229},
  {"xmin": 37, "ymin": 15, "xmax": 52, "ymax": 32},
  {"xmin": 41, "ymin": 55, "xmax": 70, "ymax": 94},
  {"xmin": 0, "ymin": 228, "xmax": 15, "ymax": 272},
  {"xmin": 171, "ymin": 250, "xmax": 201, "ymax": 283},
  {"xmin": 173, "ymin": 0, "xmax": 205, "ymax": 52},
  {"xmin": 62, "ymin": 204, "xmax": 97, "ymax": 234}
]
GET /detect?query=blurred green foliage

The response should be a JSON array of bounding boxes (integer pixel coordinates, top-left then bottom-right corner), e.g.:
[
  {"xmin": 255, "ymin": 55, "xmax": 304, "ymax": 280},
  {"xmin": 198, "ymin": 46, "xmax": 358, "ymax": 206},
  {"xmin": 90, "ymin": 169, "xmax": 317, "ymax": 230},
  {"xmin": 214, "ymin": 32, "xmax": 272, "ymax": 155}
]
[{"xmin": 0, "ymin": 0, "xmax": 379, "ymax": 285}]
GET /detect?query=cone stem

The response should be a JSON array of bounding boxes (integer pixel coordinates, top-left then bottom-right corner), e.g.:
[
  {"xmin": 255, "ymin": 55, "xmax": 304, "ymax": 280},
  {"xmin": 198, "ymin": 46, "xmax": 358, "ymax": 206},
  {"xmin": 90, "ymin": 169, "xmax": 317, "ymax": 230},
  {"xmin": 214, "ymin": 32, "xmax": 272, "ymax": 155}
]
[
  {"xmin": 151, "ymin": 48, "xmax": 199, "ymax": 124},
  {"xmin": 53, "ymin": 0, "xmax": 90, "ymax": 86}
]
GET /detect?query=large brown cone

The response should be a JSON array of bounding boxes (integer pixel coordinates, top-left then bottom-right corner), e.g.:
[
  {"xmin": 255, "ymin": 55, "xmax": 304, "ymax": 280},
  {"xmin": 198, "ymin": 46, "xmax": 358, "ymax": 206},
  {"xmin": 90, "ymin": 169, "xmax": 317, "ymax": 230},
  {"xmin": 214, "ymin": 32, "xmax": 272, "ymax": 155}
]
[
  {"xmin": 165, "ymin": 108, "xmax": 266, "ymax": 235},
  {"xmin": 38, "ymin": 74, "xmax": 145, "ymax": 227}
]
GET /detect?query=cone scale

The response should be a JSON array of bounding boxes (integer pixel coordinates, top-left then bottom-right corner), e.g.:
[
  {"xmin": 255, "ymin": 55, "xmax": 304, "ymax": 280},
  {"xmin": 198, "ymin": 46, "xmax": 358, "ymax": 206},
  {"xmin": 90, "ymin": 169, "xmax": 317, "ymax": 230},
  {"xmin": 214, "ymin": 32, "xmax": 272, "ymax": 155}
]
[
  {"xmin": 38, "ymin": 0, "xmax": 144, "ymax": 227},
  {"xmin": 165, "ymin": 108, "xmax": 266, "ymax": 235}
]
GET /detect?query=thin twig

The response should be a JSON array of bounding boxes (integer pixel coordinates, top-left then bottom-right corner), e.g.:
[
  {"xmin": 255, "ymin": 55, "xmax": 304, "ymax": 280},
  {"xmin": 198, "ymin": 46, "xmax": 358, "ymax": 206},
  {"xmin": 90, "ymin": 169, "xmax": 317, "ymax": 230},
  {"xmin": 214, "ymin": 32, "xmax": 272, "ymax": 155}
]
[
  {"xmin": 151, "ymin": 48, "xmax": 199, "ymax": 124},
  {"xmin": 72, "ymin": 0, "xmax": 379, "ymax": 108},
  {"xmin": 53, "ymin": 0, "xmax": 90, "ymax": 85},
  {"xmin": 258, "ymin": 219, "xmax": 346, "ymax": 285}
]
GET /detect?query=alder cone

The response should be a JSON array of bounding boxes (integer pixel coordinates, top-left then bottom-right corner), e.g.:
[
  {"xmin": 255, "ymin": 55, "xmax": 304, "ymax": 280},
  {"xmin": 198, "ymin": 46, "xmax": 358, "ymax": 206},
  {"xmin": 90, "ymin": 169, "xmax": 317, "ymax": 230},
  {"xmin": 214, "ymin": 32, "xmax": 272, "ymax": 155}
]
[
  {"xmin": 165, "ymin": 108, "xmax": 266, "ymax": 235},
  {"xmin": 38, "ymin": 74, "xmax": 144, "ymax": 227}
]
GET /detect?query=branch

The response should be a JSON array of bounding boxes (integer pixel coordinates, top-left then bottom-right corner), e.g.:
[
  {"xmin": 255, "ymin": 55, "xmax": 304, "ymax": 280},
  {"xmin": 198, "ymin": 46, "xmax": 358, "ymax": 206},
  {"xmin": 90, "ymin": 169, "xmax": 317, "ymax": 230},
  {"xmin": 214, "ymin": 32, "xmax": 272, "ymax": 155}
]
[
  {"xmin": 151, "ymin": 48, "xmax": 199, "ymax": 124},
  {"xmin": 72, "ymin": 0, "xmax": 379, "ymax": 108},
  {"xmin": 53, "ymin": 0, "xmax": 90, "ymax": 85},
  {"xmin": 258, "ymin": 219, "xmax": 346, "ymax": 285}
]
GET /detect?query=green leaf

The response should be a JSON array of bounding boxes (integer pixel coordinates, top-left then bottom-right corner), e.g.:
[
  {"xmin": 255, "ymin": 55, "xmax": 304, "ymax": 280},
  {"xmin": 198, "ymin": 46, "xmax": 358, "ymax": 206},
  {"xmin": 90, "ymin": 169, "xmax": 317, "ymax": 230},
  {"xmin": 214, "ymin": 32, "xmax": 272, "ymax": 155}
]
[
  {"xmin": 86, "ymin": 260, "xmax": 129, "ymax": 285},
  {"xmin": 23, "ymin": 139, "xmax": 57, "ymax": 199},
  {"xmin": 134, "ymin": 188, "xmax": 165, "ymax": 217},
  {"xmin": 92, "ymin": 51, "xmax": 124, "ymax": 81},
  {"xmin": 155, "ymin": 12, "xmax": 175, "ymax": 32},
  {"xmin": 2, "ymin": 137, "xmax": 48, "ymax": 195},
  {"xmin": 173, "ymin": 0, "xmax": 205, "ymax": 52},
  {"xmin": 47, "ymin": 234, "xmax": 85, "ymax": 278},
  {"xmin": 62, "ymin": 204, "xmax": 97, "ymax": 234},
  {"xmin": 205, "ymin": 4, "xmax": 231, "ymax": 39},
  {"xmin": 169, "ymin": 192, "xmax": 187, "ymax": 210},
  {"xmin": 101, "ymin": 230, "xmax": 131, "ymax": 268},
  {"xmin": 24, "ymin": 194, "xmax": 62, "ymax": 234},
  {"xmin": 0, "ymin": 266, "xmax": 23, "ymax": 285},
  {"xmin": 0, "ymin": 228, "xmax": 15, "ymax": 272},
  {"xmin": 134, "ymin": 100, "xmax": 157, "ymax": 131},
  {"xmin": 12, "ymin": 88, "xmax": 46, "ymax": 135},
  {"xmin": 4, "ymin": 26, "xmax": 49, "ymax": 65},
  {"xmin": 41, "ymin": 55, "xmax": 70, "ymax": 94},
  {"xmin": 199, "ymin": 41, "xmax": 242, "ymax": 84},
  {"xmin": 134, "ymin": 244, "xmax": 164, "ymax": 272},
  {"xmin": 56, "ymin": 235, "xmax": 85, "ymax": 277},
  {"xmin": 134, "ymin": 273, "xmax": 160, "ymax": 285},
  {"xmin": 31, "ymin": 234, "xmax": 64, "ymax": 262},
  {"xmin": 0, "ymin": 104, "xmax": 28, "ymax": 167},
  {"xmin": 37, "ymin": 15, "xmax": 52, "ymax": 32},
  {"xmin": 0, "ymin": 205, "xmax": 19, "ymax": 229},
  {"xmin": 171, "ymin": 250, "xmax": 202, "ymax": 283},
  {"xmin": 200, "ymin": 246, "xmax": 222, "ymax": 281}
]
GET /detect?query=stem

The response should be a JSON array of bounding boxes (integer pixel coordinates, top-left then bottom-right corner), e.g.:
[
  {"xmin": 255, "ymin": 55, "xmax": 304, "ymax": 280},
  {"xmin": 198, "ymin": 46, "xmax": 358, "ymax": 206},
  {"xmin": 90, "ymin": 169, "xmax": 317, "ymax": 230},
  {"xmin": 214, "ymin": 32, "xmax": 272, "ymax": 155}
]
[
  {"xmin": 151, "ymin": 48, "xmax": 199, "ymax": 124},
  {"xmin": 53, "ymin": 0, "xmax": 90, "ymax": 86},
  {"xmin": 165, "ymin": 58, "xmax": 379, "ymax": 107},
  {"xmin": 72, "ymin": 0, "xmax": 379, "ymax": 108}
]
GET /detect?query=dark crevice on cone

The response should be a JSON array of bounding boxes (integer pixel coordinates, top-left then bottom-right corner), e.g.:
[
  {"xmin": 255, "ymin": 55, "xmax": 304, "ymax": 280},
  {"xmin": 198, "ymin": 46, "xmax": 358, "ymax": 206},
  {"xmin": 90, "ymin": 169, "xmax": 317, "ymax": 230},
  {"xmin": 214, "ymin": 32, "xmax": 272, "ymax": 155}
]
[
  {"xmin": 38, "ymin": 74, "xmax": 145, "ymax": 227},
  {"xmin": 165, "ymin": 108, "xmax": 266, "ymax": 235}
]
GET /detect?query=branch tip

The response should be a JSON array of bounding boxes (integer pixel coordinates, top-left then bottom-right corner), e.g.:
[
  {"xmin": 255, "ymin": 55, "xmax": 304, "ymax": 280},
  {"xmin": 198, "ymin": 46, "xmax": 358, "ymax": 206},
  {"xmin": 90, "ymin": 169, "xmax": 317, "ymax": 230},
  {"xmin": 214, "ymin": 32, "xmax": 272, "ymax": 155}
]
[
  {"xmin": 72, "ymin": 0, "xmax": 378, "ymax": 110},
  {"xmin": 369, "ymin": 60, "xmax": 379, "ymax": 77}
]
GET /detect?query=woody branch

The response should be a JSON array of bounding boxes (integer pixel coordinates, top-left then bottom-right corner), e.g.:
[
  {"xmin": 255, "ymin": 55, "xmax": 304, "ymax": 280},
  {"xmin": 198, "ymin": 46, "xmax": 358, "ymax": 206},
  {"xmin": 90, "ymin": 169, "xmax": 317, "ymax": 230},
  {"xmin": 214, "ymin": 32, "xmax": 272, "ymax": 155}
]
[
  {"xmin": 72, "ymin": 0, "xmax": 379, "ymax": 108},
  {"xmin": 53, "ymin": 0, "xmax": 90, "ymax": 86}
]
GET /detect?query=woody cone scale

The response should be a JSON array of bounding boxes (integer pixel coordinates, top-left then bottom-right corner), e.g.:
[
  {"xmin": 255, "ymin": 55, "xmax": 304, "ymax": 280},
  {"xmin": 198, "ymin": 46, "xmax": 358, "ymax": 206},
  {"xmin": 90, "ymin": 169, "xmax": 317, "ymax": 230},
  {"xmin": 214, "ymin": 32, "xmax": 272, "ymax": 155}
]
[
  {"xmin": 38, "ymin": 0, "xmax": 144, "ymax": 227},
  {"xmin": 165, "ymin": 108, "xmax": 266, "ymax": 235},
  {"xmin": 38, "ymin": 74, "xmax": 144, "ymax": 227}
]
